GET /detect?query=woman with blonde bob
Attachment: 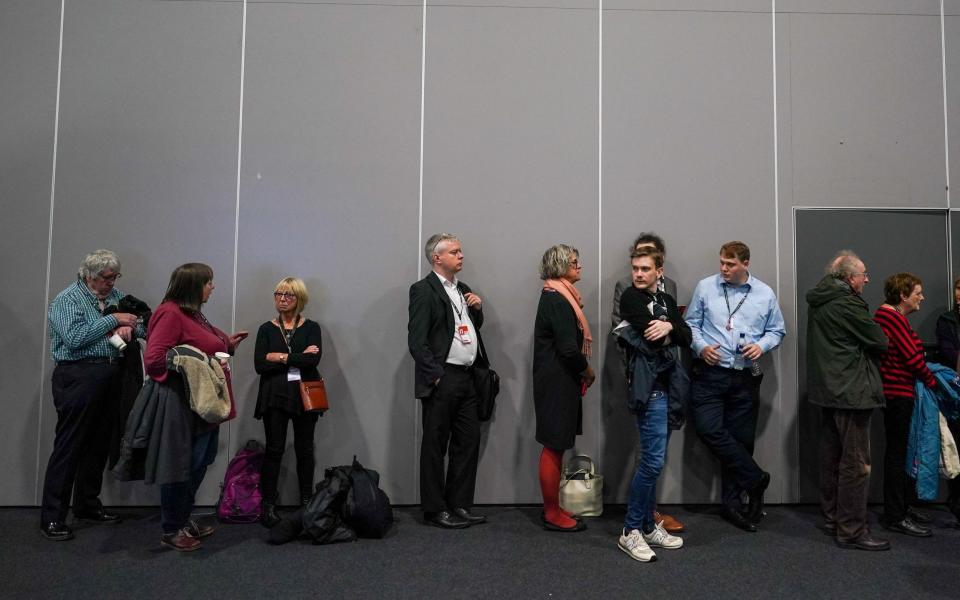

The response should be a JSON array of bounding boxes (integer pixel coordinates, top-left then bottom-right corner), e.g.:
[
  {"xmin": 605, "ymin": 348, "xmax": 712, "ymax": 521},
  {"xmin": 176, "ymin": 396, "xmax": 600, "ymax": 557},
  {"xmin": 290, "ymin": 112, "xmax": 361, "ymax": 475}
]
[
  {"xmin": 533, "ymin": 244, "xmax": 596, "ymax": 532},
  {"xmin": 253, "ymin": 277, "xmax": 323, "ymax": 527}
]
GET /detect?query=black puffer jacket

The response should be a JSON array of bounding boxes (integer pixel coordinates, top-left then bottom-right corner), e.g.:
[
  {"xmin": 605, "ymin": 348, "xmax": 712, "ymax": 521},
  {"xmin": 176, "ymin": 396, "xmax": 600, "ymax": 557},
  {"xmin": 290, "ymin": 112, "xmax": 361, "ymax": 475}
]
[{"xmin": 805, "ymin": 275, "xmax": 888, "ymax": 409}]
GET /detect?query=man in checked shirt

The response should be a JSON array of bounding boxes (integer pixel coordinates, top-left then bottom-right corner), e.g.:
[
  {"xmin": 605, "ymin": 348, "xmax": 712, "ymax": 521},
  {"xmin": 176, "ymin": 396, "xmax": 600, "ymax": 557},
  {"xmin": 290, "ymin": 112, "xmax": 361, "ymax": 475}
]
[{"xmin": 40, "ymin": 249, "xmax": 147, "ymax": 541}]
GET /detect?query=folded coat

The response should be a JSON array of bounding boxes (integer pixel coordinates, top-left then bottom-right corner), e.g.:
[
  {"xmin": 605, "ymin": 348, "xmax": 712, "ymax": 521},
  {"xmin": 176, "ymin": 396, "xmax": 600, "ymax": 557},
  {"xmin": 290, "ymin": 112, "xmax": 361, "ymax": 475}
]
[{"xmin": 908, "ymin": 362, "xmax": 960, "ymax": 500}]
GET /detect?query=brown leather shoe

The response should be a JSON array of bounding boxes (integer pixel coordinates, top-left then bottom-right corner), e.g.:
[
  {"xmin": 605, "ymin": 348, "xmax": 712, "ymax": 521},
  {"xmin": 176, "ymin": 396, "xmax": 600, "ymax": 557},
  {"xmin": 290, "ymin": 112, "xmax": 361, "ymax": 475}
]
[
  {"xmin": 185, "ymin": 519, "xmax": 215, "ymax": 539},
  {"xmin": 655, "ymin": 511, "xmax": 685, "ymax": 534},
  {"xmin": 161, "ymin": 529, "xmax": 202, "ymax": 552}
]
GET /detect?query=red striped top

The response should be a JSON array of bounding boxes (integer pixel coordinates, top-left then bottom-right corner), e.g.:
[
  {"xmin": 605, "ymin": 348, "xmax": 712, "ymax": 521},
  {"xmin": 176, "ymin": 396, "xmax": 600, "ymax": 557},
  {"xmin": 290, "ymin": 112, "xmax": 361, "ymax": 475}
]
[{"xmin": 873, "ymin": 306, "xmax": 936, "ymax": 399}]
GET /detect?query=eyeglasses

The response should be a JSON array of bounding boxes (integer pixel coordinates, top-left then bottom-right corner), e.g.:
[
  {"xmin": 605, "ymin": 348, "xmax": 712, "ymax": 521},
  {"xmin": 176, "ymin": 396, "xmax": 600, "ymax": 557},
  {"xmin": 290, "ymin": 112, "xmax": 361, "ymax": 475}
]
[
  {"xmin": 853, "ymin": 272, "xmax": 868, "ymax": 278},
  {"xmin": 570, "ymin": 260, "xmax": 582, "ymax": 269},
  {"xmin": 273, "ymin": 292, "xmax": 296, "ymax": 300},
  {"xmin": 97, "ymin": 272, "xmax": 121, "ymax": 282}
]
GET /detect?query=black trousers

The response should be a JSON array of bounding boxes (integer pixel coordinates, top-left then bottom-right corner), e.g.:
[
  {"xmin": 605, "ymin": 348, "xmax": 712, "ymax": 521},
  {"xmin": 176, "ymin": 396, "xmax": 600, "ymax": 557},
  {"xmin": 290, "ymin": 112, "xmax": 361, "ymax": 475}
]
[
  {"xmin": 691, "ymin": 363, "xmax": 764, "ymax": 509},
  {"xmin": 882, "ymin": 396, "xmax": 917, "ymax": 523},
  {"xmin": 419, "ymin": 365, "xmax": 480, "ymax": 514},
  {"xmin": 41, "ymin": 362, "xmax": 120, "ymax": 525},
  {"xmin": 948, "ymin": 418, "xmax": 960, "ymax": 520},
  {"xmin": 260, "ymin": 407, "xmax": 319, "ymax": 503}
]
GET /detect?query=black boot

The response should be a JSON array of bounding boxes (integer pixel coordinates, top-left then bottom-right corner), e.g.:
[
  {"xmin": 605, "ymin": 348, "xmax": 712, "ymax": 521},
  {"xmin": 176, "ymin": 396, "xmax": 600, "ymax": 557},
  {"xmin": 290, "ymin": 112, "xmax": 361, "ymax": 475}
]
[{"xmin": 261, "ymin": 502, "xmax": 281, "ymax": 529}]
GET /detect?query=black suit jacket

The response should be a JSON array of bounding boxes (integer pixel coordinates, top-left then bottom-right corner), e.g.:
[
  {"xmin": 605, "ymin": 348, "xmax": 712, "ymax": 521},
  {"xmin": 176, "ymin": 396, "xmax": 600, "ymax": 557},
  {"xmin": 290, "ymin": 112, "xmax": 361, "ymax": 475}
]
[{"xmin": 408, "ymin": 272, "xmax": 489, "ymax": 399}]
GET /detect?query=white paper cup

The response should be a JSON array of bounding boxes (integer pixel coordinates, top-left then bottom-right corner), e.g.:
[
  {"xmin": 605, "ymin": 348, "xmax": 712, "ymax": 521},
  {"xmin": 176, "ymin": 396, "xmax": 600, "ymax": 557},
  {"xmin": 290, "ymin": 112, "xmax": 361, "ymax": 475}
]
[
  {"xmin": 108, "ymin": 333, "xmax": 127, "ymax": 352},
  {"xmin": 214, "ymin": 351, "xmax": 230, "ymax": 371}
]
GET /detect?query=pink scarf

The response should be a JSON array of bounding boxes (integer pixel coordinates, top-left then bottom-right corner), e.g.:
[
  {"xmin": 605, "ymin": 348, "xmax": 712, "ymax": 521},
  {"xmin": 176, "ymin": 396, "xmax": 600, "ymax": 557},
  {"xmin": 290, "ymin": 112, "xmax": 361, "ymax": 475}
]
[{"xmin": 543, "ymin": 278, "xmax": 592, "ymax": 358}]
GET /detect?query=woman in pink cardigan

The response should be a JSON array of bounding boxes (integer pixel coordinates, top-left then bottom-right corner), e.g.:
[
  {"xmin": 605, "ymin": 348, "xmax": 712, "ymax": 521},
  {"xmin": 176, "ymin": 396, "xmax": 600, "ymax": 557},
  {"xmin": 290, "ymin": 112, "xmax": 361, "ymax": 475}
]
[{"xmin": 144, "ymin": 263, "xmax": 248, "ymax": 551}]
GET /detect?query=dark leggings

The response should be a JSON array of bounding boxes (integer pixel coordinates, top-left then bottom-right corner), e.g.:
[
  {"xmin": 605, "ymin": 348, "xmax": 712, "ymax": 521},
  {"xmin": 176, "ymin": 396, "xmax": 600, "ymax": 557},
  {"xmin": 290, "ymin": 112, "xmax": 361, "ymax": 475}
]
[{"xmin": 260, "ymin": 408, "xmax": 319, "ymax": 503}]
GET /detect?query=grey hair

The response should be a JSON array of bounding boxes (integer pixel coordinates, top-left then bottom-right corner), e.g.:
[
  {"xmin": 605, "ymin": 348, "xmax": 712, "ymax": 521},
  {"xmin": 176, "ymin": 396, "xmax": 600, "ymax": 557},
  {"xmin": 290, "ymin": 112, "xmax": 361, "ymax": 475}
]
[
  {"xmin": 826, "ymin": 249, "xmax": 861, "ymax": 280},
  {"xmin": 423, "ymin": 233, "xmax": 460, "ymax": 264},
  {"xmin": 78, "ymin": 249, "xmax": 121, "ymax": 280},
  {"xmin": 539, "ymin": 244, "xmax": 579, "ymax": 280}
]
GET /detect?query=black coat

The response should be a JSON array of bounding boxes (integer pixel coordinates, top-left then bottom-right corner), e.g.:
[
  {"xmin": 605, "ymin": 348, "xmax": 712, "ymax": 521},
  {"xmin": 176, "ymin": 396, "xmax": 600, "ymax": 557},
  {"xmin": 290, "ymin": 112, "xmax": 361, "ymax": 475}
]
[
  {"xmin": 533, "ymin": 290, "xmax": 589, "ymax": 450},
  {"xmin": 253, "ymin": 318, "xmax": 322, "ymax": 417},
  {"xmin": 408, "ymin": 273, "xmax": 488, "ymax": 399},
  {"xmin": 936, "ymin": 307, "xmax": 960, "ymax": 370}
]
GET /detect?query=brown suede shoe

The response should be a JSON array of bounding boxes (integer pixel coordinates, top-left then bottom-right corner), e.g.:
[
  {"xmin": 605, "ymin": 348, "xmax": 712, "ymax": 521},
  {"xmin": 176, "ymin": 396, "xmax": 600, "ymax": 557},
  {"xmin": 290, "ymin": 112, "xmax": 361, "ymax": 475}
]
[
  {"xmin": 655, "ymin": 511, "xmax": 685, "ymax": 534},
  {"xmin": 161, "ymin": 529, "xmax": 202, "ymax": 552}
]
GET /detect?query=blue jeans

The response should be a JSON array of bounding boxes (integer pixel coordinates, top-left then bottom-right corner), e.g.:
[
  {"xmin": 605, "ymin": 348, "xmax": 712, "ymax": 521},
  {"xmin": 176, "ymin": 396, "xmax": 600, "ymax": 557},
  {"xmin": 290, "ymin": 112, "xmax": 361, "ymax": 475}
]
[
  {"xmin": 160, "ymin": 428, "xmax": 219, "ymax": 534},
  {"xmin": 624, "ymin": 391, "xmax": 668, "ymax": 533}
]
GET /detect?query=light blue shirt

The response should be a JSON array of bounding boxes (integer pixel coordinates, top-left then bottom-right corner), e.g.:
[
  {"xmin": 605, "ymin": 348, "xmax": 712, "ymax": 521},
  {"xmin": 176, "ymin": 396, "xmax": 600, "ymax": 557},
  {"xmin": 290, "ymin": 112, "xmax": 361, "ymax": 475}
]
[{"xmin": 685, "ymin": 273, "xmax": 786, "ymax": 369}]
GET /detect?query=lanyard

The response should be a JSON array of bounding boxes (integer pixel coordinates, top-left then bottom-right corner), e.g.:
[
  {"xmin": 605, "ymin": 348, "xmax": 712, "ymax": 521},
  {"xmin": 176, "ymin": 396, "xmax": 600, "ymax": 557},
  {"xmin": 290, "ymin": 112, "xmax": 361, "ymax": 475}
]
[
  {"xmin": 194, "ymin": 311, "xmax": 228, "ymax": 349},
  {"xmin": 276, "ymin": 315, "xmax": 299, "ymax": 351},
  {"xmin": 722, "ymin": 284, "xmax": 750, "ymax": 331},
  {"xmin": 450, "ymin": 285, "xmax": 466, "ymax": 322}
]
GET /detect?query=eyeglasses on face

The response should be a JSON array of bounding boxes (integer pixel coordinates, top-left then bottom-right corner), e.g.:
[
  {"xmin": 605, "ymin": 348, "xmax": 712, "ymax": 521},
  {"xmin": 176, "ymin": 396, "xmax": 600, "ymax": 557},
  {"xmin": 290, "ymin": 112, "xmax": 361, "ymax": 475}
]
[
  {"xmin": 97, "ymin": 272, "xmax": 121, "ymax": 282},
  {"xmin": 273, "ymin": 291, "xmax": 296, "ymax": 300}
]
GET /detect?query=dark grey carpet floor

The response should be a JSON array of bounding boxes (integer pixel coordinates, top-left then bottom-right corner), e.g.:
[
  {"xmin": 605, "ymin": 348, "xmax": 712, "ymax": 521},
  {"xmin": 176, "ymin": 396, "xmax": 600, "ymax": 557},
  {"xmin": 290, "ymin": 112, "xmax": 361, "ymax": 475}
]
[{"xmin": 4, "ymin": 504, "xmax": 960, "ymax": 599}]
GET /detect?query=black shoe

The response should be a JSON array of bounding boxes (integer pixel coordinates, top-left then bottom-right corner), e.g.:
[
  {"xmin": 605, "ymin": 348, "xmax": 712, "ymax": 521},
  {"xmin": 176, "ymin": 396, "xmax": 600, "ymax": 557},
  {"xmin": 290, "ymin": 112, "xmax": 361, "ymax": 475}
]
[
  {"xmin": 907, "ymin": 507, "xmax": 933, "ymax": 525},
  {"xmin": 73, "ymin": 508, "xmax": 121, "ymax": 523},
  {"xmin": 543, "ymin": 518, "xmax": 587, "ymax": 532},
  {"xmin": 41, "ymin": 521, "xmax": 74, "ymax": 541},
  {"xmin": 822, "ymin": 523, "xmax": 837, "ymax": 536},
  {"xmin": 721, "ymin": 507, "xmax": 757, "ymax": 532},
  {"xmin": 424, "ymin": 510, "xmax": 470, "ymax": 529},
  {"xmin": 261, "ymin": 503, "xmax": 282, "ymax": 529},
  {"xmin": 836, "ymin": 533, "xmax": 891, "ymax": 551},
  {"xmin": 746, "ymin": 472, "xmax": 770, "ymax": 523},
  {"xmin": 452, "ymin": 507, "xmax": 486, "ymax": 525},
  {"xmin": 885, "ymin": 517, "xmax": 932, "ymax": 537}
]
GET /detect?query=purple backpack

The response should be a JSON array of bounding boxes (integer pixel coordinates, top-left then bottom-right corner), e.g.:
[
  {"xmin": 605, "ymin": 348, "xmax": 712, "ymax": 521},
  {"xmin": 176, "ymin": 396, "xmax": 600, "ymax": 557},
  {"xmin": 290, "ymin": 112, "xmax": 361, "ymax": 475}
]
[{"xmin": 217, "ymin": 440, "xmax": 264, "ymax": 523}]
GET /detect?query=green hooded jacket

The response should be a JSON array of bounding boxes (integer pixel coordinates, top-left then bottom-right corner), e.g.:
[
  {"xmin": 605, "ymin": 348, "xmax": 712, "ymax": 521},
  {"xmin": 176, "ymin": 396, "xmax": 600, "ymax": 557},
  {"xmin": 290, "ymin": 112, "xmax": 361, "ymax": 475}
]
[{"xmin": 805, "ymin": 275, "xmax": 888, "ymax": 409}]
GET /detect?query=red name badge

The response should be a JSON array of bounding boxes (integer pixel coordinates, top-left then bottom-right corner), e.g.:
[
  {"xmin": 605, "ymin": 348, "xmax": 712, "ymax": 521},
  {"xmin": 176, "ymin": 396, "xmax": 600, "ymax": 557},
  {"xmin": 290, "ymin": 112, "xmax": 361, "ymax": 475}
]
[{"xmin": 457, "ymin": 324, "xmax": 472, "ymax": 344}]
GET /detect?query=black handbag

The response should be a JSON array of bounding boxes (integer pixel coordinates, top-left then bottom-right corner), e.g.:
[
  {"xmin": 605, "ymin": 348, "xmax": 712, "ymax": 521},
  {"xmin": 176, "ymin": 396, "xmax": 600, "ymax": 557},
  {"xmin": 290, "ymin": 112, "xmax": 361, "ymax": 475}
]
[{"xmin": 473, "ymin": 366, "xmax": 500, "ymax": 422}]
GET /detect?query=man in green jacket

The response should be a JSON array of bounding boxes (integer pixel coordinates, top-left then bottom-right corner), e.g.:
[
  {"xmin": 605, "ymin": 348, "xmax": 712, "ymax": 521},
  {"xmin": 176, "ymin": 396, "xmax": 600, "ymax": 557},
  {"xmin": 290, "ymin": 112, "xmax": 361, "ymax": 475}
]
[{"xmin": 806, "ymin": 250, "xmax": 889, "ymax": 551}]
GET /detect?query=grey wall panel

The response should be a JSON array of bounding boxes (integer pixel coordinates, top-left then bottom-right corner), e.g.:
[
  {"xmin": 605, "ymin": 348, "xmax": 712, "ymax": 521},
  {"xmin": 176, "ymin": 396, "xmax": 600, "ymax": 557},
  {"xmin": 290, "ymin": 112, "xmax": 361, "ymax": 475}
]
[
  {"xmin": 786, "ymin": 12, "xmax": 946, "ymax": 209},
  {"xmin": 423, "ymin": 6, "xmax": 599, "ymax": 504},
  {"xmin": 233, "ymin": 3, "xmax": 422, "ymax": 504},
  {"xmin": 603, "ymin": 9, "xmax": 778, "ymax": 503},
  {"xmin": 794, "ymin": 209, "xmax": 949, "ymax": 502},
  {"xmin": 779, "ymin": 0, "xmax": 939, "ymax": 15},
  {"xmin": 607, "ymin": 0, "xmax": 769, "ymax": 11},
  {"xmin": 0, "ymin": 0, "xmax": 60, "ymax": 505},
  {"xmin": 43, "ymin": 0, "xmax": 242, "ymax": 506}
]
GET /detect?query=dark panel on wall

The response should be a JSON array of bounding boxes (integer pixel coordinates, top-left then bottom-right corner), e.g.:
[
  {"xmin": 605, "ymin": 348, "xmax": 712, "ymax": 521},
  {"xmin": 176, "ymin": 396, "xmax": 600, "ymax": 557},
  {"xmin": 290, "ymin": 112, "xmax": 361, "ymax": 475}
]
[
  {"xmin": 795, "ymin": 209, "xmax": 949, "ymax": 502},
  {"xmin": 602, "ymin": 8, "xmax": 777, "ymax": 503},
  {"xmin": 423, "ymin": 5, "xmax": 599, "ymax": 503},
  {"xmin": 44, "ymin": 0, "xmax": 242, "ymax": 505},
  {"xmin": 234, "ymin": 3, "xmax": 422, "ymax": 503},
  {"xmin": 0, "ymin": 0, "xmax": 61, "ymax": 505}
]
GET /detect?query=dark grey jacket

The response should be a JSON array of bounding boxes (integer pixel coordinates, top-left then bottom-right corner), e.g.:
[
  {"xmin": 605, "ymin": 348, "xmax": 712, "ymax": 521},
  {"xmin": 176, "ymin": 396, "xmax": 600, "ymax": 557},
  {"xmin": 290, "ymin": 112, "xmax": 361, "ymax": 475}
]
[
  {"xmin": 113, "ymin": 376, "xmax": 196, "ymax": 485},
  {"xmin": 805, "ymin": 275, "xmax": 888, "ymax": 409}
]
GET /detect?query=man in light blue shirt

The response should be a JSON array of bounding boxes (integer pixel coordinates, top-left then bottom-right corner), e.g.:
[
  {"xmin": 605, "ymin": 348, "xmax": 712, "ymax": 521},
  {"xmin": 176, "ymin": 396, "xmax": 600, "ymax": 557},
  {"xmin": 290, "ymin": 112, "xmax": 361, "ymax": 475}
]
[{"xmin": 685, "ymin": 241, "xmax": 785, "ymax": 532}]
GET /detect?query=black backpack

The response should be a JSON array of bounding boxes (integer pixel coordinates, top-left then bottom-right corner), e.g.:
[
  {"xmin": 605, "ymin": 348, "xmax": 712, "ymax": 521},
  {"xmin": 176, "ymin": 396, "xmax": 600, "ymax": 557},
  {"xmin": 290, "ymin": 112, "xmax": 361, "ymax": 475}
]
[{"xmin": 342, "ymin": 456, "xmax": 394, "ymax": 538}]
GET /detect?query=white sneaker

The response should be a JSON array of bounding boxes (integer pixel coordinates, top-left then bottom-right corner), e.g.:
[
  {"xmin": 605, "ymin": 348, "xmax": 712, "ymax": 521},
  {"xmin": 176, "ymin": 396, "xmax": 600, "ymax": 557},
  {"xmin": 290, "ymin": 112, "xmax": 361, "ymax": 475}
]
[
  {"xmin": 643, "ymin": 521, "xmax": 683, "ymax": 549},
  {"xmin": 618, "ymin": 529, "xmax": 657, "ymax": 562}
]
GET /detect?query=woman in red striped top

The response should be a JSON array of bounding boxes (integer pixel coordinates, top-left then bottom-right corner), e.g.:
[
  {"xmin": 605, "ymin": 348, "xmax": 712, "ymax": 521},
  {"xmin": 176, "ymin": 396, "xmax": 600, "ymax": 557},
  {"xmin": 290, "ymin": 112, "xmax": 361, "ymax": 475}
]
[{"xmin": 873, "ymin": 273, "xmax": 937, "ymax": 538}]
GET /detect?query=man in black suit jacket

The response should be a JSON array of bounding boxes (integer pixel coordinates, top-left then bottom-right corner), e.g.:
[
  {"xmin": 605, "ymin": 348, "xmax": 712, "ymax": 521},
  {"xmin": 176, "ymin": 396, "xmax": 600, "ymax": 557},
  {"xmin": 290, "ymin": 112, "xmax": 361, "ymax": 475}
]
[{"xmin": 408, "ymin": 233, "xmax": 489, "ymax": 529}]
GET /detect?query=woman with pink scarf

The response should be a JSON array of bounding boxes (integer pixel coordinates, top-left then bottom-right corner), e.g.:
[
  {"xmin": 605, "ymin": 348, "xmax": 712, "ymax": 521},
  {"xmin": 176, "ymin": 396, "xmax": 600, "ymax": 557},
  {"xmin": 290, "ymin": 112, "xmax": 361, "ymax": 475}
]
[{"xmin": 533, "ymin": 244, "xmax": 596, "ymax": 531}]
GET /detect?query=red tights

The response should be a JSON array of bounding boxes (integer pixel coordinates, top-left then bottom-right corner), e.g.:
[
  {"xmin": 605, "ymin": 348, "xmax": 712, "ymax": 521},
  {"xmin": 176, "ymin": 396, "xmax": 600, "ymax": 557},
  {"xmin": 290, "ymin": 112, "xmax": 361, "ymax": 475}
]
[{"xmin": 539, "ymin": 446, "xmax": 576, "ymax": 528}]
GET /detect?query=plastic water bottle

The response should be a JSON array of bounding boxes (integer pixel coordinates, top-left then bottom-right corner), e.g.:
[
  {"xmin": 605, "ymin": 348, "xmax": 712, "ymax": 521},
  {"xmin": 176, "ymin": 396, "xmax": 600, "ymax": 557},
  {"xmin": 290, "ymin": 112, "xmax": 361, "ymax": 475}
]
[{"xmin": 733, "ymin": 333, "xmax": 746, "ymax": 370}]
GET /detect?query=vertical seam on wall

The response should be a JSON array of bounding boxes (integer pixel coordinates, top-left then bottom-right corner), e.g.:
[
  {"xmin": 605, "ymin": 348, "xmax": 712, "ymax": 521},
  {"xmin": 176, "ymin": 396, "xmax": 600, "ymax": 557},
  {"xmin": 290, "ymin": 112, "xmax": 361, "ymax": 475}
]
[
  {"xmin": 597, "ymin": 0, "xmax": 603, "ymax": 458},
  {"xmin": 942, "ymin": 1, "xmax": 953, "ymax": 299},
  {"xmin": 943, "ymin": 0, "xmax": 951, "ymax": 213},
  {"xmin": 230, "ymin": 0, "xmax": 248, "ymax": 456},
  {"xmin": 35, "ymin": 0, "xmax": 66, "ymax": 504},
  {"xmin": 415, "ymin": 0, "xmax": 427, "ymax": 505},
  {"xmin": 771, "ymin": 0, "xmax": 785, "ymax": 504}
]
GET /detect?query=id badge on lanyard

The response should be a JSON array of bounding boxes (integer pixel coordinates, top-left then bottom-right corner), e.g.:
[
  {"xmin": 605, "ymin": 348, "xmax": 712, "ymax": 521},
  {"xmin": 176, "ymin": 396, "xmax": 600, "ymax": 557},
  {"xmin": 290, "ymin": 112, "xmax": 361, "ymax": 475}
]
[{"xmin": 457, "ymin": 324, "xmax": 472, "ymax": 345}]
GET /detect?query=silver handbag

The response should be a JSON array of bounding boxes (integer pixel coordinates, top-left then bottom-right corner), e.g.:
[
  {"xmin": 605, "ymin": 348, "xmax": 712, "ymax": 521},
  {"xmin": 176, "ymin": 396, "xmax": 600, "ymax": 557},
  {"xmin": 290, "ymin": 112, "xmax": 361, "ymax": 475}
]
[{"xmin": 559, "ymin": 454, "xmax": 603, "ymax": 517}]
